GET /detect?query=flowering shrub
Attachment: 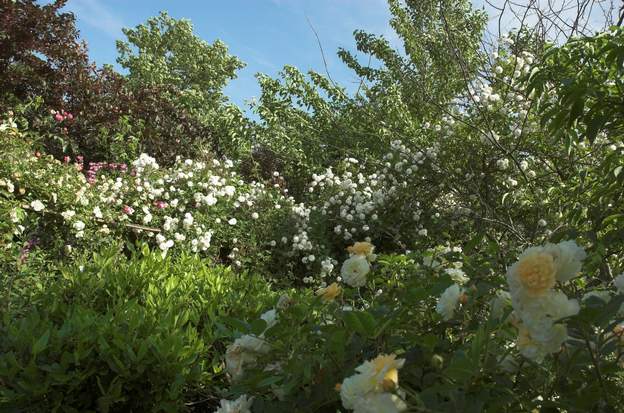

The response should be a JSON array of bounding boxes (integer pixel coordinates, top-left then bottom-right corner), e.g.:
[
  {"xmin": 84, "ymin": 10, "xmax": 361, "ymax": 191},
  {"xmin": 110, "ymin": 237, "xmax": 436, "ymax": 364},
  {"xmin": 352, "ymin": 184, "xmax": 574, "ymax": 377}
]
[
  {"xmin": 1, "ymin": 122, "xmax": 303, "ymax": 275},
  {"xmin": 200, "ymin": 239, "xmax": 623, "ymax": 412}
]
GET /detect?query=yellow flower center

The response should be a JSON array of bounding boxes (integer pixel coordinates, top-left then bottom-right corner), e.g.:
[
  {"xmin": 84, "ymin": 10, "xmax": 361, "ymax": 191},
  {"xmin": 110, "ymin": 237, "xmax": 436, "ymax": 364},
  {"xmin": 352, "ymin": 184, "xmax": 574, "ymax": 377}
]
[
  {"xmin": 516, "ymin": 252, "xmax": 556, "ymax": 295},
  {"xmin": 371, "ymin": 354, "xmax": 400, "ymax": 390},
  {"xmin": 381, "ymin": 368, "xmax": 399, "ymax": 391}
]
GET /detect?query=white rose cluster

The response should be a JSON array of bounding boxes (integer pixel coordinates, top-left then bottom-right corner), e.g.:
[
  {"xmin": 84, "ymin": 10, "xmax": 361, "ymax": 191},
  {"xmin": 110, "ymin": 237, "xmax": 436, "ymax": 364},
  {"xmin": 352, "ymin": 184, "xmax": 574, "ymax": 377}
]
[
  {"xmin": 72, "ymin": 153, "xmax": 291, "ymax": 259},
  {"xmin": 506, "ymin": 240, "xmax": 586, "ymax": 362},
  {"xmin": 339, "ymin": 242, "xmax": 377, "ymax": 288}
]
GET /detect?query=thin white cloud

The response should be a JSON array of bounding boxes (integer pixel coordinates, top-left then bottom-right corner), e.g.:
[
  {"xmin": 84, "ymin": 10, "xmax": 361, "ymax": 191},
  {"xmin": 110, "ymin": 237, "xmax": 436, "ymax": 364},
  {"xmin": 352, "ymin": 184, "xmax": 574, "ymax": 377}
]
[{"xmin": 65, "ymin": 0, "xmax": 125, "ymax": 40}]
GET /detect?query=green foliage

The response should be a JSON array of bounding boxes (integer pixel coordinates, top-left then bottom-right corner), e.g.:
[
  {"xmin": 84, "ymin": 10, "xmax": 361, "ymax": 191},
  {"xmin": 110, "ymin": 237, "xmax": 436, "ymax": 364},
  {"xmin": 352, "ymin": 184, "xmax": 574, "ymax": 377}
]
[
  {"xmin": 0, "ymin": 247, "xmax": 275, "ymax": 412},
  {"xmin": 526, "ymin": 27, "xmax": 624, "ymax": 285},
  {"xmin": 117, "ymin": 12, "xmax": 242, "ymax": 96},
  {"xmin": 527, "ymin": 27, "xmax": 624, "ymax": 144}
]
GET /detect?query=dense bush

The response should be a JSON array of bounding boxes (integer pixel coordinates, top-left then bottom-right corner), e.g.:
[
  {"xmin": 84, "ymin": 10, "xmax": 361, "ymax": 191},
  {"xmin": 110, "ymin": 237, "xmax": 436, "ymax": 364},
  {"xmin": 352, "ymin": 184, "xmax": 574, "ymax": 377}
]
[{"xmin": 0, "ymin": 247, "xmax": 276, "ymax": 412}]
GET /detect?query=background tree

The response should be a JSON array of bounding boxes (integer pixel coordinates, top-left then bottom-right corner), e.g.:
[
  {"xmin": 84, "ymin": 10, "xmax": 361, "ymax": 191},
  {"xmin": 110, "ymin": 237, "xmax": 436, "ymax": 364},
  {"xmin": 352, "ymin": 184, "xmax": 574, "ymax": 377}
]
[
  {"xmin": 116, "ymin": 12, "xmax": 253, "ymax": 162},
  {"xmin": 250, "ymin": 0, "xmax": 486, "ymax": 197}
]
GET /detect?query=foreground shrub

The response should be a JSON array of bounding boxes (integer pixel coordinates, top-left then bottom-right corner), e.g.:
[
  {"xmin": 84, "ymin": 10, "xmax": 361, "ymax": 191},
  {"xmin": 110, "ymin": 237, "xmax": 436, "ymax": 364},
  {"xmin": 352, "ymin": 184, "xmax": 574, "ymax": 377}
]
[
  {"xmin": 0, "ymin": 247, "xmax": 276, "ymax": 412},
  {"xmin": 213, "ymin": 241, "xmax": 624, "ymax": 412}
]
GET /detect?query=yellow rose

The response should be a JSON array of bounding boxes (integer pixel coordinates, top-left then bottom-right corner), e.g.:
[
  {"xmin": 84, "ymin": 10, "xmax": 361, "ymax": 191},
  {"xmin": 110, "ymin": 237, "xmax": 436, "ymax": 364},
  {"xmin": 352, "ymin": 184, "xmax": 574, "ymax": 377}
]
[
  {"xmin": 347, "ymin": 241, "xmax": 375, "ymax": 257},
  {"xmin": 316, "ymin": 282, "xmax": 342, "ymax": 301},
  {"xmin": 369, "ymin": 354, "xmax": 404, "ymax": 391}
]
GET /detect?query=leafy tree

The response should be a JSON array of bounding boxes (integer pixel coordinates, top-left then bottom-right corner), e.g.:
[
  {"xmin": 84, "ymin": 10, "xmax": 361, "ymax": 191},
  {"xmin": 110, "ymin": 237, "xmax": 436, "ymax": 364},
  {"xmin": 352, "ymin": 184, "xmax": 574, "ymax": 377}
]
[
  {"xmin": 251, "ymin": 0, "xmax": 487, "ymax": 197},
  {"xmin": 340, "ymin": 0, "xmax": 487, "ymax": 118},
  {"xmin": 116, "ymin": 12, "xmax": 252, "ymax": 161},
  {"xmin": 0, "ymin": 0, "xmax": 90, "ymax": 108}
]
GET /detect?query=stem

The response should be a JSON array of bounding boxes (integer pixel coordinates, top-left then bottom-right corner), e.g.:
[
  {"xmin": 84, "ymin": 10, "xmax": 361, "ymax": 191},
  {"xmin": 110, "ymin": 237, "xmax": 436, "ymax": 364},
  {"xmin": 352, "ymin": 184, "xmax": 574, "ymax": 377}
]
[{"xmin": 584, "ymin": 333, "xmax": 610, "ymax": 406}]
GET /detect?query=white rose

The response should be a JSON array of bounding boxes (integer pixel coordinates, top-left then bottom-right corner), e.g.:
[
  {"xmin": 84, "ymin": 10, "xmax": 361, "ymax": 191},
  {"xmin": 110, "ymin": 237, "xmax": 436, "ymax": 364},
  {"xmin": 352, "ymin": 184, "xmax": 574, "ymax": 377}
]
[
  {"xmin": 260, "ymin": 309, "xmax": 278, "ymax": 330},
  {"xmin": 545, "ymin": 240, "xmax": 586, "ymax": 283},
  {"xmin": 214, "ymin": 394, "xmax": 253, "ymax": 413},
  {"xmin": 340, "ymin": 255, "xmax": 371, "ymax": 288}
]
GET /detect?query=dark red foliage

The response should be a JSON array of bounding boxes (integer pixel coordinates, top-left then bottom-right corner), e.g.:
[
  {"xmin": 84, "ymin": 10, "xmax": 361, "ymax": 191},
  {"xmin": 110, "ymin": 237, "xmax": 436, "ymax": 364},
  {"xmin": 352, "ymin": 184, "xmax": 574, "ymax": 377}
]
[
  {"xmin": 0, "ymin": 0, "xmax": 91, "ymax": 108},
  {"xmin": 0, "ymin": 0, "xmax": 219, "ymax": 165}
]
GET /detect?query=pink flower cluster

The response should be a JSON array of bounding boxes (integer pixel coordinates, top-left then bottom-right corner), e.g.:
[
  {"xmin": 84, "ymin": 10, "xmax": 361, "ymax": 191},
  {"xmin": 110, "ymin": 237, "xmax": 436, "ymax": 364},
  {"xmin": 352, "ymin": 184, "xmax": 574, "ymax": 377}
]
[
  {"xmin": 62, "ymin": 155, "xmax": 128, "ymax": 184},
  {"xmin": 85, "ymin": 161, "xmax": 128, "ymax": 184},
  {"xmin": 52, "ymin": 109, "xmax": 74, "ymax": 122}
]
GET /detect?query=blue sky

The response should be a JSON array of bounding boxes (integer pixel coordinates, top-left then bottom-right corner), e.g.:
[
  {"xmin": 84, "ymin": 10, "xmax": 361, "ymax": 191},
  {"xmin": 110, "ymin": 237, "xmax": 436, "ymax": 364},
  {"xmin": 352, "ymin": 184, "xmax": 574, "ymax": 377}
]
[
  {"xmin": 59, "ymin": 0, "xmax": 404, "ymax": 110},
  {"xmin": 59, "ymin": 1, "xmax": 606, "ymax": 110}
]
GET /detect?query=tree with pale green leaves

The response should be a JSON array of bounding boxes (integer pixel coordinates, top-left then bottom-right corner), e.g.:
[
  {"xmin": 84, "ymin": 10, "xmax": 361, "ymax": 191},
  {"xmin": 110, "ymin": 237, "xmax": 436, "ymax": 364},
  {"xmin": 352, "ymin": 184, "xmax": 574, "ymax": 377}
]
[{"xmin": 116, "ymin": 12, "xmax": 253, "ymax": 161}]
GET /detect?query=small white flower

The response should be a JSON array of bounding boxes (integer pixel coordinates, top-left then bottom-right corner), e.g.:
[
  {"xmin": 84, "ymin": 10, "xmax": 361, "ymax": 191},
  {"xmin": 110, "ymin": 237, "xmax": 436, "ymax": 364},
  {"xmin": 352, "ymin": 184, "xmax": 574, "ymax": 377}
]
[
  {"xmin": 224, "ymin": 185, "xmax": 236, "ymax": 196},
  {"xmin": 30, "ymin": 200, "xmax": 45, "ymax": 212},
  {"xmin": 251, "ymin": 212, "xmax": 259, "ymax": 220},
  {"xmin": 228, "ymin": 218, "xmax": 237, "ymax": 226},
  {"xmin": 73, "ymin": 221, "xmax": 85, "ymax": 231},
  {"xmin": 10, "ymin": 208, "xmax": 20, "ymax": 223},
  {"xmin": 61, "ymin": 210, "xmax": 76, "ymax": 221},
  {"xmin": 496, "ymin": 159, "xmax": 509, "ymax": 170},
  {"xmin": 93, "ymin": 206, "xmax": 103, "ymax": 219},
  {"xmin": 445, "ymin": 268, "xmax": 469, "ymax": 285},
  {"xmin": 183, "ymin": 212, "xmax": 194, "ymax": 229},
  {"xmin": 159, "ymin": 239, "xmax": 174, "ymax": 251},
  {"xmin": 205, "ymin": 194, "xmax": 218, "ymax": 206}
]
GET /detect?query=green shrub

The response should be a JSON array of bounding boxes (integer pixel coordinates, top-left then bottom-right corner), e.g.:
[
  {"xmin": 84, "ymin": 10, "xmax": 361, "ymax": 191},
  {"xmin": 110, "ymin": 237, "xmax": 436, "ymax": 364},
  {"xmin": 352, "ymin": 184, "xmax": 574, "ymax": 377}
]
[{"xmin": 0, "ymin": 246, "xmax": 276, "ymax": 412}]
